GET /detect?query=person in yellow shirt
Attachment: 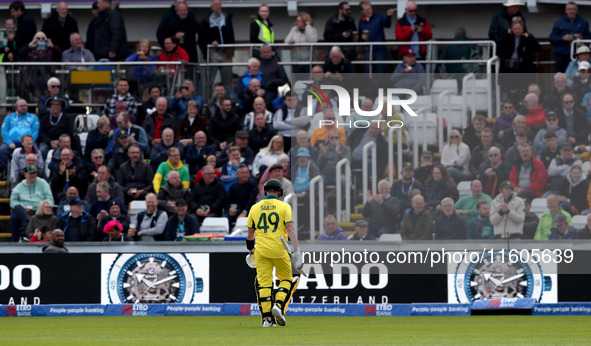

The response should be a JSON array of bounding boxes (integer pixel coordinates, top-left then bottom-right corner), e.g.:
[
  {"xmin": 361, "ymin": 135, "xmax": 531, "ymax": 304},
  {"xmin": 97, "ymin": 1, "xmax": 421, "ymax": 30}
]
[{"xmin": 246, "ymin": 179, "xmax": 302, "ymax": 327}]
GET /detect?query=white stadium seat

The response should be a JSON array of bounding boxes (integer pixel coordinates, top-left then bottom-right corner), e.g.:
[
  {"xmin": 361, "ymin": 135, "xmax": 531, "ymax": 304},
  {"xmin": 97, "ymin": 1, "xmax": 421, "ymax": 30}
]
[
  {"xmin": 457, "ymin": 181, "xmax": 471, "ymax": 198},
  {"xmin": 379, "ymin": 234, "xmax": 402, "ymax": 241},
  {"xmin": 201, "ymin": 217, "xmax": 230, "ymax": 235},
  {"xmin": 572, "ymin": 215, "xmax": 587, "ymax": 230}
]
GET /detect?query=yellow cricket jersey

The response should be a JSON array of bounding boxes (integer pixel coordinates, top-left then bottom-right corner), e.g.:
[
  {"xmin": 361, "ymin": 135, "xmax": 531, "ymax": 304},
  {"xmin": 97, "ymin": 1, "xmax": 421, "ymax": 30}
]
[{"xmin": 247, "ymin": 195, "xmax": 293, "ymax": 259}]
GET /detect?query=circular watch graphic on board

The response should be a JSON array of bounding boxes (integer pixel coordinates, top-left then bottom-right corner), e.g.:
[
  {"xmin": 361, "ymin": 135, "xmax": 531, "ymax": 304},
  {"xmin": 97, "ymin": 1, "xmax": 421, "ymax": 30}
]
[
  {"xmin": 454, "ymin": 251, "xmax": 551, "ymax": 304},
  {"xmin": 107, "ymin": 253, "xmax": 203, "ymax": 304}
]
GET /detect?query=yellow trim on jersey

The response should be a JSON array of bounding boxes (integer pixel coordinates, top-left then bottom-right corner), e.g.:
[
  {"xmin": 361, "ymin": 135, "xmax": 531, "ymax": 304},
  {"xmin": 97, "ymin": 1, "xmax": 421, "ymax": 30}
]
[{"xmin": 247, "ymin": 196, "xmax": 293, "ymax": 259}]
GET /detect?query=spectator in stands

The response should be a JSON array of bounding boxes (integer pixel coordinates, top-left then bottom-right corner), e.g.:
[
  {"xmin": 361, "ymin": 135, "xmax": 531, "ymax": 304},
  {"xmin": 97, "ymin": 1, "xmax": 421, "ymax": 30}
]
[
  {"xmin": 547, "ymin": 143, "xmax": 582, "ymax": 196},
  {"xmin": 289, "ymin": 130, "xmax": 320, "ymax": 164},
  {"xmin": 390, "ymin": 49, "xmax": 426, "ymax": 96},
  {"xmin": 534, "ymin": 194, "xmax": 572, "ymax": 240},
  {"xmin": 185, "ymin": 131, "xmax": 215, "ymax": 176},
  {"xmin": 252, "ymin": 135, "xmax": 284, "ymax": 178},
  {"xmin": 489, "ymin": 180, "xmax": 525, "ymax": 238},
  {"xmin": 501, "ymin": 115, "xmax": 532, "ymax": 150},
  {"xmin": 498, "ymin": 17, "xmax": 540, "ymax": 74},
  {"xmin": 217, "ymin": 130, "xmax": 254, "ymax": 167},
  {"xmin": 455, "ymin": 179, "xmax": 492, "ymax": 222},
  {"xmin": 89, "ymin": 181, "xmax": 126, "ymax": 220},
  {"xmin": 156, "ymin": 0, "xmax": 185, "ymax": 46},
  {"xmin": 348, "ymin": 219, "xmax": 375, "ymax": 240},
  {"xmin": 42, "ymin": 1, "xmax": 78, "ymax": 53},
  {"xmin": 103, "ymin": 79, "xmax": 137, "ymax": 127},
  {"xmin": 243, "ymin": 96, "xmax": 273, "ymax": 132},
  {"xmin": 478, "ymin": 146, "xmax": 511, "ymax": 198},
  {"xmin": 176, "ymin": 100, "xmax": 206, "ymax": 147},
  {"xmin": 347, "ymin": 98, "xmax": 378, "ymax": 135},
  {"xmin": 549, "ymin": 213, "xmax": 577, "ymax": 240},
  {"xmin": 469, "ymin": 128, "xmax": 503, "ymax": 178},
  {"xmin": 573, "ymin": 62, "xmax": 591, "ymax": 102},
  {"xmin": 250, "ymin": 4, "xmax": 274, "ymax": 45},
  {"xmin": 61, "ymin": 32, "xmax": 95, "ymax": 68},
  {"xmin": 205, "ymin": 83, "xmax": 227, "ymax": 120},
  {"xmin": 318, "ymin": 129, "xmax": 351, "ymax": 186},
  {"xmin": 348, "ymin": 120, "xmax": 387, "ymax": 176},
  {"xmin": 577, "ymin": 213, "xmax": 591, "ymax": 239},
  {"xmin": 159, "ymin": 1, "xmax": 198, "ymax": 63},
  {"xmin": 488, "ymin": 0, "xmax": 527, "ymax": 45},
  {"xmin": 293, "ymin": 148, "xmax": 320, "ymax": 198},
  {"xmin": 153, "ymin": 146, "xmax": 190, "ymax": 194},
  {"xmin": 49, "ymin": 147, "xmax": 85, "ymax": 201},
  {"xmin": 42, "ymin": 229, "xmax": 68, "ymax": 252},
  {"xmin": 437, "ymin": 27, "xmax": 478, "ymax": 77},
  {"xmin": 322, "ymin": 46, "xmax": 354, "ymax": 88},
  {"xmin": 401, "ymin": 194, "xmax": 433, "ymax": 240},
  {"xmin": 257, "ymin": 162, "xmax": 293, "ymax": 199},
  {"xmin": 566, "ymin": 45, "xmax": 591, "ymax": 88},
  {"xmin": 137, "ymin": 86, "xmax": 161, "ymax": 127},
  {"xmin": 108, "ymin": 129, "xmax": 134, "ymax": 171},
  {"xmin": 466, "ymin": 200, "xmax": 494, "ymax": 239},
  {"xmin": 509, "ymin": 143, "xmax": 547, "ymax": 197},
  {"xmin": 157, "ymin": 170, "xmax": 192, "ymax": 215},
  {"xmin": 9, "ymin": 1, "xmax": 36, "ymax": 52},
  {"xmin": 556, "ymin": 92, "xmax": 589, "ymax": 146},
  {"xmin": 518, "ymin": 191, "xmax": 538, "ymax": 239},
  {"xmin": 14, "ymin": 153, "xmax": 47, "ymax": 185},
  {"xmin": 164, "ymin": 198, "xmax": 199, "ymax": 241},
  {"xmin": 549, "ymin": 2, "xmax": 591, "ymax": 73},
  {"xmin": 323, "ymin": 2, "xmax": 357, "ymax": 62},
  {"xmin": 363, "ymin": 179, "xmax": 400, "ymax": 236},
  {"xmin": 317, "ymin": 214, "xmax": 347, "ymax": 241},
  {"xmin": 58, "ymin": 197, "xmax": 96, "ymax": 241},
  {"xmin": 220, "ymin": 146, "xmax": 244, "ymax": 190},
  {"xmin": 310, "ymin": 110, "xmax": 347, "ymax": 148},
  {"xmin": 125, "ymin": 39, "xmax": 160, "ymax": 85},
  {"xmin": 47, "ymin": 134, "xmax": 80, "ymax": 173},
  {"xmin": 10, "ymin": 165, "xmax": 54, "ymax": 242},
  {"xmin": 109, "ymin": 111, "xmax": 150, "ymax": 158},
  {"xmin": 39, "ymin": 96, "xmax": 74, "ymax": 159},
  {"xmin": 1, "ymin": 17, "xmax": 17, "ymax": 57},
  {"xmin": 494, "ymin": 100, "xmax": 517, "ymax": 139},
  {"xmin": 239, "ymin": 78, "xmax": 266, "ymax": 118},
  {"xmin": 198, "ymin": 0, "xmax": 235, "ymax": 87},
  {"xmin": 56, "ymin": 186, "xmax": 89, "ymax": 217},
  {"xmin": 116, "ymin": 144, "xmax": 153, "ymax": 204},
  {"xmin": 37, "ymin": 78, "xmax": 70, "ymax": 121},
  {"xmin": 440, "ymin": 129, "xmax": 471, "ymax": 183},
  {"xmin": 144, "ymin": 98, "xmax": 175, "ymax": 150},
  {"xmin": 358, "ymin": 1, "xmax": 395, "ymax": 74},
  {"xmin": 259, "ymin": 45, "xmax": 289, "ymax": 101},
  {"xmin": 191, "ymin": 165, "xmax": 225, "ymax": 222},
  {"xmin": 85, "ymin": 2, "xmax": 99, "ymax": 57},
  {"xmin": 414, "ymin": 150, "xmax": 434, "ymax": 185},
  {"xmin": 208, "ymin": 97, "xmax": 241, "ymax": 146},
  {"xmin": 523, "ymin": 93, "xmax": 546, "ymax": 129},
  {"xmin": 545, "ymin": 73, "xmax": 570, "ymax": 112},
  {"xmin": 91, "ymin": 0, "xmax": 127, "ymax": 61},
  {"xmin": 150, "ymin": 128, "xmax": 184, "ymax": 171},
  {"xmin": 391, "ymin": 163, "xmax": 423, "ymax": 217},
  {"xmin": 462, "ymin": 114, "xmax": 488, "ymax": 151},
  {"xmin": 434, "ymin": 197, "xmax": 466, "ymax": 240},
  {"xmin": 102, "ymin": 219, "xmax": 132, "ymax": 242},
  {"xmin": 395, "ymin": 0, "xmax": 431, "ymax": 60},
  {"xmin": 26, "ymin": 200, "xmax": 58, "ymax": 241},
  {"xmin": 285, "ymin": 12, "xmax": 318, "ymax": 74},
  {"xmin": 423, "ymin": 164, "xmax": 459, "ymax": 209},
  {"xmin": 84, "ymin": 117, "xmax": 111, "ymax": 164},
  {"xmin": 96, "ymin": 201, "xmax": 130, "ymax": 239},
  {"xmin": 11, "ymin": 135, "xmax": 43, "ymax": 184},
  {"xmin": 134, "ymin": 193, "xmax": 168, "ymax": 241},
  {"xmin": 85, "ymin": 165, "xmax": 123, "ymax": 205},
  {"xmin": 225, "ymin": 165, "xmax": 258, "ymax": 226},
  {"xmin": 249, "ymin": 112, "xmax": 277, "ymax": 154},
  {"xmin": 558, "ymin": 164, "xmax": 589, "ymax": 215},
  {"xmin": 303, "ymin": 66, "xmax": 339, "ymax": 114},
  {"xmin": 158, "ymin": 36, "xmax": 189, "ymax": 73},
  {"xmin": 170, "ymin": 80, "xmax": 204, "ymax": 122},
  {"xmin": 0, "ymin": 98, "xmax": 39, "ymax": 173},
  {"xmin": 533, "ymin": 112, "xmax": 568, "ymax": 154}
]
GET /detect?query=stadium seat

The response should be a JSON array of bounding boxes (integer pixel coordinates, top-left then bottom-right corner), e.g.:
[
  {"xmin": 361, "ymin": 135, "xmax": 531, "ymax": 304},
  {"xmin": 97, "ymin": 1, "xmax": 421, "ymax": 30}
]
[
  {"xmin": 128, "ymin": 200, "xmax": 145, "ymax": 218},
  {"xmin": 232, "ymin": 216, "xmax": 248, "ymax": 233},
  {"xmin": 457, "ymin": 181, "xmax": 471, "ymax": 198},
  {"xmin": 292, "ymin": 80, "xmax": 313, "ymax": 101},
  {"xmin": 406, "ymin": 111, "xmax": 437, "ymax": 146},
  {"xmin": 430, "ymin": 79, "xmax": 458, "ymax": 108},
  {"xmin": 201, "ymin": 217, "xmax": 230, "ymax": 235},
  {"xmin": 438, "ymin": 94, "xmax": 466, "ymax": 129},
  {"xmin": 379, "ymin": 233, "xmax": 402, "ymax": 241},
  {"xmin": 572, "ymin": 215, "xmax": 587, "ymax": 229},
  {"xmin": 530, "ymin": 198, "xmax": 547, "ymax": 217},
  {"xmin": 45, "ymin": 149, "xmax": 53, "ymax": 177}
]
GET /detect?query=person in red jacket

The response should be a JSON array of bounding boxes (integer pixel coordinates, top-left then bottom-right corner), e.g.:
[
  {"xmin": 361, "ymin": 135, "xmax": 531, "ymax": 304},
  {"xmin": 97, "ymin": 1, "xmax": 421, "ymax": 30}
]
[
  {"xmin": 523, "ymin": 93, "xmax": 546, "ymax": 128},
  {"xmin": 158, "ymin": 36, "xmax": 189, "ymax": 74},
  {"xmin": 395, "ymin": 0, "xmax": 432, "ymax": 59},
  {"xmin": 509, "ymin": 142, "xmax": 547, "ymax": 197}
]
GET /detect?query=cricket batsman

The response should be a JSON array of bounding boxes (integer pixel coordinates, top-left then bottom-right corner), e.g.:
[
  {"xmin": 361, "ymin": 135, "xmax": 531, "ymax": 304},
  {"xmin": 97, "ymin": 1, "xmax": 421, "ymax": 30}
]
[{"xmin": 246, "ymin": 179, "xmax": 303, "ymax": 327}]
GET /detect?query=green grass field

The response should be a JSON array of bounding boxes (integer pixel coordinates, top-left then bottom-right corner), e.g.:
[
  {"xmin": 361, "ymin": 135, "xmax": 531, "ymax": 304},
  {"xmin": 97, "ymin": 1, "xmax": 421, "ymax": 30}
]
[{"xmin": 1, "ymin": 316, "xmax": 589, "ymax": 345}]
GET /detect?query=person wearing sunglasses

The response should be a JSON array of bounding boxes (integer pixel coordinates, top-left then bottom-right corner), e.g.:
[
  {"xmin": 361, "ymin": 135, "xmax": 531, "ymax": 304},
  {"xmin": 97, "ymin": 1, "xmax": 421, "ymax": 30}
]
[
  {"xmin": 323, "ymin": 2, "xmax": 358, "ymax": 62},
  {"xmin": 395, "ymin": 0, "xmax": 431, "ymax": 59},
  {"xmin": 37, "ymin": 76, "xmax": 70, "ymax": 120},
  {"xmin": 478, "ymin": 146, "xmax": 511, "ymax": 198},
  {"xmin": 441, "ymin": 129, "xmax": 472, "ymax": 183}
]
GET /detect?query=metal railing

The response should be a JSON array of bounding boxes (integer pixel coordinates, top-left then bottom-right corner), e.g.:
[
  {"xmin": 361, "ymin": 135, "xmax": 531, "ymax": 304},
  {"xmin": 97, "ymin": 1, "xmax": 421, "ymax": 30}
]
[
  {"xmin": 284, "ymin": 193, "xmax": 297, "ymax": 232},
  {"xmin": 387, "ymin": 126, "xmax": 404, "ymax": 186},
  {"xmin": 309, "ymin": 175, "xmax": 324, "ymax": 241},
  {"xmin": 570, "ymin": 39, "xmax": 591, "ymax": 61},
  {"xmin": 411, "ymin": 107, "xmax": 431, "ymax": 168},
  {"xmin": 335, "ymin": 158, "xmax": 351, "ymax": 224},
  {"xmin": 361, "ymin": 141, "xmax": 377, "ymax": 205}
]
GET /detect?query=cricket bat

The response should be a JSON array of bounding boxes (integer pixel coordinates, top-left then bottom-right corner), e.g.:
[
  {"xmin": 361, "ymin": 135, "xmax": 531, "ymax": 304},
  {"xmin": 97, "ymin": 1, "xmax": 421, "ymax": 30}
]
[{"xmin": 280, "ymin": 236, "xmax": 307, "ymax": 277}]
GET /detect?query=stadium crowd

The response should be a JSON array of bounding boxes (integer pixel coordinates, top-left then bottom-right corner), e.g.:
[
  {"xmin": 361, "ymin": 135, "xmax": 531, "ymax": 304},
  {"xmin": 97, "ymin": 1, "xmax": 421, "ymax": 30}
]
[{"xmin": 3, "ymin": 0, "xmax": 591, "ymax": 244}]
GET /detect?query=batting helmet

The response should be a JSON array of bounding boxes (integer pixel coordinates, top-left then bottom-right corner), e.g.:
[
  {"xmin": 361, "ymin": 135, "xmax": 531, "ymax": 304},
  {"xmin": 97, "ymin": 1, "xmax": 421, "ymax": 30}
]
[{"xmin": 264, "ymin": 179, "xmax": 284, "ymax": 198}]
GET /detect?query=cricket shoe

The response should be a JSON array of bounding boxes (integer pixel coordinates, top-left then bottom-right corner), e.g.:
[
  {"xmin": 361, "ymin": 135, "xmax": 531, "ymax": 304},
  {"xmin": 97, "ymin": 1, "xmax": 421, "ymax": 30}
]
[
  {"xmin": 262, "ymin": 317, "xmax": 276, "ymax": 328},
  {"xmin": 271, "ymin": 305, "xmax": 286, "ymax": 326}
]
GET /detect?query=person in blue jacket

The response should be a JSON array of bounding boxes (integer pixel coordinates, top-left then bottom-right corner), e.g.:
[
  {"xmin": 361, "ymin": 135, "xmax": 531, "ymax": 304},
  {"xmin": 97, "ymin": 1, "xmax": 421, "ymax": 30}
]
[
  {"xmin": 549, "ymin": 2, "xmax": 591, "ymax": 72},
  {"xmin": 0, "ymin": 98, "xmax": 39, "ymax": 172}
]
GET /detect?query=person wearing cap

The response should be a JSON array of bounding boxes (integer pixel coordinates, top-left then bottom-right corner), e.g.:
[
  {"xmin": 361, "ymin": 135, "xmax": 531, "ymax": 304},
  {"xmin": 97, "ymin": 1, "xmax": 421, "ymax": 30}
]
[
  {"xmin": 108, "ymin": 111, "xmax": 150, "ymax": 157},
  {"xmin": 509, "ymin": 142, "xmax": 547, "ymax": 197},
  {"xmin": 391, "ymin": 162, "xmax": 424, "ymax": 215},
  {"xmin": 395, "ymin": 0, "xmax": 431, "ymax": 60},
  {"xmin": 164, "ymin": 198, "xmax": 200, "ymax": 241},
  {"xmin": 288, "ymin": 130, "xmax": 320, "ymax": 165},
  {"xmin": 363, "ymin": 179, "xmax": 400, "ymax": 236},
  {"xmin": 533, "ymin": 111, "xmax": 568, "ymax": 154},
  {"xmin": 317, "ymin": 214, "xmax": 348, "ymax": 241},
  {"xmin": 534, "ymin": 194, "xmax": 572, "ymax": 240},
  {"xmin": 390, "ymin": 48, "xmax": 426, "ymax": 96},
  {"xmin": 478, "ymin": 146, "xmax": 512, "ymax": 198},
  {"xmin": 293, "ymin": 147, "xmax": 320, "ymax": 198},
  {"xmin": 348, "ymin": 219, "xmax": 375, "ymax": 241},
  {"xmin": 555, "ymin": 92, "xmax": 589, "ymax": 145},
  {"xmin": 0, "ymin": 98, "xmax": 39, "ymax": 173},
  {"xmin": 102, "ymin": 219, "xmax": 132, "ymax": 242},
  {"xmin": 572, "ymin": 62, "xmax": 591, "ymax": 102},
  {"xmin": 357, "ymin": 1, "xmax": 396, "ymax": 74},
  {"xmin": 10, "ymin": 164, "xmax": 54, "ymax": 242},
  {"xmin": 58, "ymin": 197, "xmax": 96, "ymax": 241},
  {"xmin": 549, "ymin": 2, "xmax": 591, "ymax": 73},
  {"xmin": 566, "ymin": 45, "xmax": 591, "ymax": 88},
  {"xmin": 498, "ymin": 16, "xmax": 540, "ymax": 74},
  {"xmin": 549, "ymin": 214, "xmax": 577, "ymax": 240},
  {"xmin": 546, "ymin": 142, "xmax": 582, "ymax": 196},
  {"xmin": 56, "ymin": 186, "xmax": 89, "ymax": 217},
  {"xmin": 96, "ymin": 197, "xmax": 130, "ymax": 240},
  {"xmin": 414, "ymin": 150, "xmax": 434, "ymax": 185},
  {"xmin": 257, "ymin": 162, "xmax": 293, "ymax": 200},
  {"xmin": 488, "ymin": 0, "xmax": 528, "ymax": 45},
  {"xmin": 216, "ymin": 130, "xmax": 255, "ymax": 168},
  {"xmin": 11, "ymin": 135, "xmax": 44, "ymax": 185},
  {"xmin": 490, "ymin": 180, "xmax": 525, "ymax": 238}
]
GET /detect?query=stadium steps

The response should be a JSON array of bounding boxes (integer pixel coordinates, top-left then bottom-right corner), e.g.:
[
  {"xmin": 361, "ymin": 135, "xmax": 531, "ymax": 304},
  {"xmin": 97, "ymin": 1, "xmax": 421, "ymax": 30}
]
[{"xmin": 0, "ymin": 179, "xmax": 10, "ymax": 242}]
